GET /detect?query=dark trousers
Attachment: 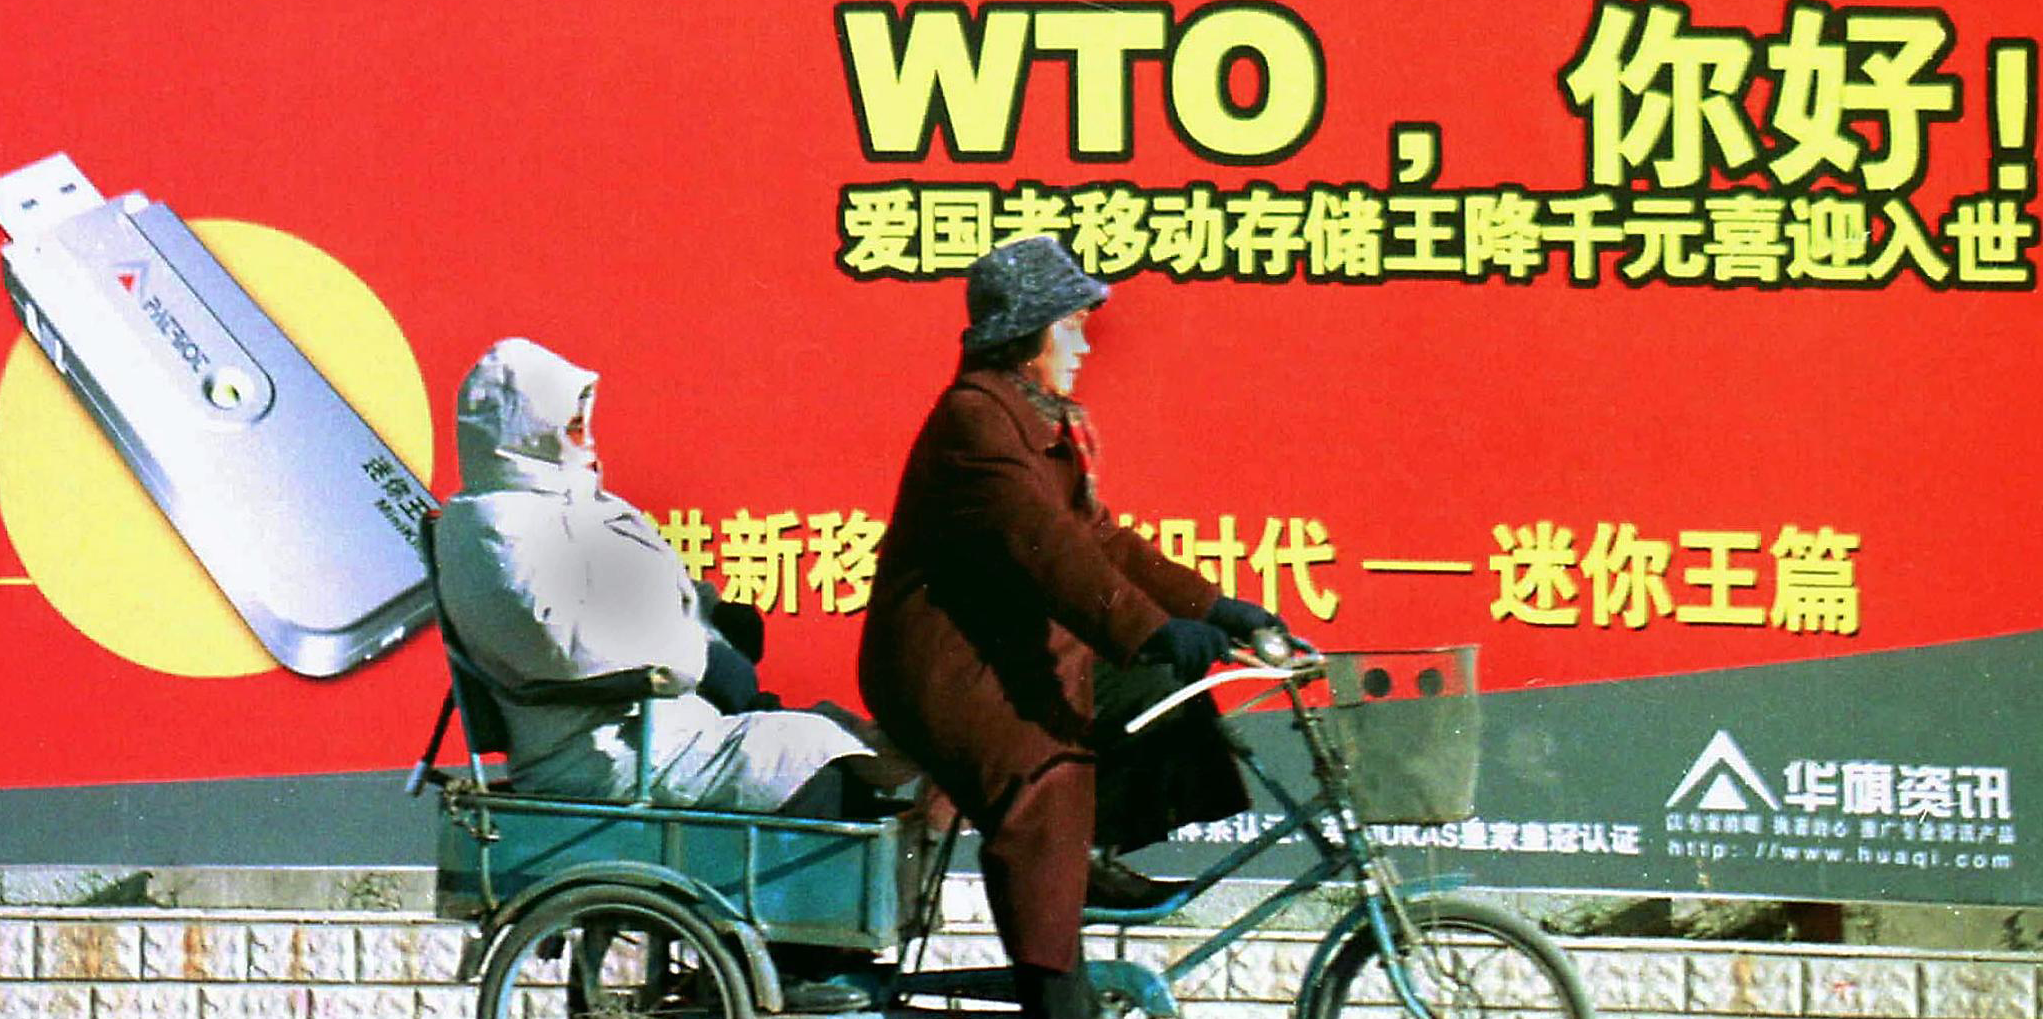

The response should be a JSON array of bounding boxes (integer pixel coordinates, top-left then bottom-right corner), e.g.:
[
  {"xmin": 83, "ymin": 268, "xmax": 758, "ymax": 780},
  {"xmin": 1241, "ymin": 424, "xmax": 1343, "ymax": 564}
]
[
  {"xmin": 1091, "ymin": 661, "xmax": 1251, "ymax": 852},
  {"xmin": 979, "ymin": 758, "xmax": 1094, "ymax": 972}
]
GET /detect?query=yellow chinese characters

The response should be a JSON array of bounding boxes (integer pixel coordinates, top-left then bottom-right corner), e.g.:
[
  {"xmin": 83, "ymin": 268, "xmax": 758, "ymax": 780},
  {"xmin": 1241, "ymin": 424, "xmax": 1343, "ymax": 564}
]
[
  {"xmin": 648, "ymin": 507, "xmax": 1343, "ymax": 623},
  {"xmin": 1488, "ymin": 520, "xmax": 1862, "ymax": 634}
]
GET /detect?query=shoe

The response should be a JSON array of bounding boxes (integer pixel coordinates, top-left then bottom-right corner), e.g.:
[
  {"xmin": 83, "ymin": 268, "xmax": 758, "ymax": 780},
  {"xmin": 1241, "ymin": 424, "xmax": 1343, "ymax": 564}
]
[
  {"xmin": 1084, "ymin": 849, "xmax": 1191, "ymax": 910},
  {"xmin": 779, "ymin": 978, "xmax": 873, "ymax": 1013}
]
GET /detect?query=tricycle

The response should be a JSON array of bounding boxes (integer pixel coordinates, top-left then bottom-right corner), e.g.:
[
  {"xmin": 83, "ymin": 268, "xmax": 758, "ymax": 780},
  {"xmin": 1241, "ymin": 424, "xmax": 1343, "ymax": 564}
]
[{"xmin": 413, "ymin": 522, "xmax": 1594, "ymax": 1018}]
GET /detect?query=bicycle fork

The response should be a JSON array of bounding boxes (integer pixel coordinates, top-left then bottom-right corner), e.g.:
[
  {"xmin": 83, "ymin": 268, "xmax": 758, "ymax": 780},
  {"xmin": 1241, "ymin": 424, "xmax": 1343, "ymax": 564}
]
[
  {"xmin": 1364, "ymin": 878, "xmax": 1438, "ymax": 1019},
  {"xmin": 1278, "ymin": 677, "xmax": 1458, "ymax": 1019}
]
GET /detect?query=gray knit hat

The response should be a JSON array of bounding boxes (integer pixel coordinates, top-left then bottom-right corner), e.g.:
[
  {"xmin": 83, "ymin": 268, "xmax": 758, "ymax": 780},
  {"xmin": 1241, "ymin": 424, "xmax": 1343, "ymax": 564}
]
[{"xmin": 960, "ymin": 236, "xmax": 1110, "ymax": 351}]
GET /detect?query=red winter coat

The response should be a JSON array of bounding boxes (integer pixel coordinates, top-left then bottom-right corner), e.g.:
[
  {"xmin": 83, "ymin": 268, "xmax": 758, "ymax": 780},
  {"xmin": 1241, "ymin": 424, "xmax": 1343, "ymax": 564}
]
[{"xmin": 859, "ymin": 370, "xmax": 1225, "ymax": 961}]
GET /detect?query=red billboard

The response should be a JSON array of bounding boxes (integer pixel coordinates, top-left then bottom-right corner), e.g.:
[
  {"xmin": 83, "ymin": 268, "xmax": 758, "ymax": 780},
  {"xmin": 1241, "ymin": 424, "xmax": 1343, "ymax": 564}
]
[{"xmin": 0, "ymin": 0, "xmax": 2037, "ymax": 808}]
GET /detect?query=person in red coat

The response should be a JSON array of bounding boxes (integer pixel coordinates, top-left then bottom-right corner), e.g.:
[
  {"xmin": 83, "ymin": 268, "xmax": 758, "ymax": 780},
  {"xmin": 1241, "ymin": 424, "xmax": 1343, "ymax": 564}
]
[{"xmin": 859, "ymin": 236, "xmax": 1287, "ymax": 1018}]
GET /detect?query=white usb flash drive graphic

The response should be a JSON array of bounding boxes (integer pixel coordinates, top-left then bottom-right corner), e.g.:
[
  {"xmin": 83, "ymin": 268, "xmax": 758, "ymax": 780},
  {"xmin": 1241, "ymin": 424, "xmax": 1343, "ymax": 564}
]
[{"xmin": 0, "ymin": 153, "xmax": 435, "ymax": 677}]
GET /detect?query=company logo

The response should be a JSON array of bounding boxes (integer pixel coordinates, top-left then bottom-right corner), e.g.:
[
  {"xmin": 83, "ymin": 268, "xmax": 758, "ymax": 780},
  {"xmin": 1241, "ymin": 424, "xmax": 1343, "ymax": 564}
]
[
  {"xmin": 114, "ymin": 261, "xmax": 145, "ymax": 294},
  {"xmin": 1667, "ymin": 730, "xmax": 1783, "ymax": 812}
]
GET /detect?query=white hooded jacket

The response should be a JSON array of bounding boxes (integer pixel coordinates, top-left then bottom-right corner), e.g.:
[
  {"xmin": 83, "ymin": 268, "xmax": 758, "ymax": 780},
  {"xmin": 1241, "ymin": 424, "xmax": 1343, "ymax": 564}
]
[{"xmin": 433, "ymin": 338, "xmax": 867, "ymax": 810}]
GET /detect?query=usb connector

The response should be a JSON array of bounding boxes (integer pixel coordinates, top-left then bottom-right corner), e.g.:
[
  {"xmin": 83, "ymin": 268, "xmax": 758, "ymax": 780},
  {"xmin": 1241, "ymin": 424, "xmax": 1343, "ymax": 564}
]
[{"xmin": 0, "ymin": 153, "xmax": 106, "ymax": 243}]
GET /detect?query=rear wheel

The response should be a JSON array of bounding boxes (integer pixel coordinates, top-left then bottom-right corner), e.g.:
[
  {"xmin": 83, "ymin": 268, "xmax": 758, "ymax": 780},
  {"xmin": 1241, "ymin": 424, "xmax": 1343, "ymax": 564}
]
[
  {"xmin": 1306, "ymin": 896, "xmax": 1593, "ymax": 1019},
  {"xmin": 478, "ymin": 884, "xmax": 753, "ymax": 1019}
]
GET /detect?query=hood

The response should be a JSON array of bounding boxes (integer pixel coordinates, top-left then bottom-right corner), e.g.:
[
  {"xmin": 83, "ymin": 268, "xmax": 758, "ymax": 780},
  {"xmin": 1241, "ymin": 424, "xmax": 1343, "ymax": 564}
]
[{"xmin": 455, "ymin": 337, "xmax": 601, "ymax": 497}]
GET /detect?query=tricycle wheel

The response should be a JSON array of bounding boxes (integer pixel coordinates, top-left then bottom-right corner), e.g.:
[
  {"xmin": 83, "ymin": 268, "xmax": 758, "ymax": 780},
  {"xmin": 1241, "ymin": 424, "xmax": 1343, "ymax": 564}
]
[
  {"xmin": 1305, "ymin": 895, "xmax": 1594, "ymax": 1019},
  {"xmin": 478, "ymin": 883, "xmax": 754, "ymax": 1019}
]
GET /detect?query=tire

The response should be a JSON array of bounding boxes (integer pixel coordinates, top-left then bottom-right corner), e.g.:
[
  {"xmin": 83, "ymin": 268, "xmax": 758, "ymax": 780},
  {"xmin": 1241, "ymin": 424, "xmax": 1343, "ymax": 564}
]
[
  {"xmin": 478, "ymin": 884, "xmax": 754, "ymax": 1019},
  {"xmin": 1306, "ymin": 895, "xmax": 1595, "ymax": 1019}
]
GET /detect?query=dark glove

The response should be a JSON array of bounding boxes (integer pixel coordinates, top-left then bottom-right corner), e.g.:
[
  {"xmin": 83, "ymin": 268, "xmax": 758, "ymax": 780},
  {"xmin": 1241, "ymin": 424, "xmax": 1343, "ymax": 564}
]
[
  {"xmin": 698, "ymin": 640, "xmax": 764, "ymax": 714},
  {"xmin": 1203, "ymin": 596, "xmax": 1287, "ymax": 643},
  {"xmin": 1139, "ymin": 618, "xmax": 1231, "ymax": 685},
  {"xmin": 710, "ymin": 600, "xmax": 766, "ymax": 664}
]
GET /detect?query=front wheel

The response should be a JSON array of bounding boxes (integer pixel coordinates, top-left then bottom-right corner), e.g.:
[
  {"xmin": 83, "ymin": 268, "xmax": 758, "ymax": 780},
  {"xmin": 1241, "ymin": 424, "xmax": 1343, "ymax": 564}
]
[
  {"xmin": 1306, "ymin": 895, "xmax": 1594, "ymax": 1019},
  {"xmin": 477, "ymin": 884, "xmax": 754, "ymax": 1019}
]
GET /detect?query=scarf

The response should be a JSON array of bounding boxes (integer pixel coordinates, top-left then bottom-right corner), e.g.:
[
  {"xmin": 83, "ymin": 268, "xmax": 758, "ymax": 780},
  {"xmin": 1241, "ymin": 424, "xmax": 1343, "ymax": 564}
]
[{"xmin": 1009, "ymin": 371, "xmax": 1101, "ymax": 510}]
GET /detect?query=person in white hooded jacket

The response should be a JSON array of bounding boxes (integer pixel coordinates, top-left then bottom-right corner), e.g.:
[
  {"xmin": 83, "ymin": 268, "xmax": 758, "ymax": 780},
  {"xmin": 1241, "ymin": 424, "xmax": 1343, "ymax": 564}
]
[{"xmin": 433, "ymin": 337, "xmax": 873, "ymax": 812}]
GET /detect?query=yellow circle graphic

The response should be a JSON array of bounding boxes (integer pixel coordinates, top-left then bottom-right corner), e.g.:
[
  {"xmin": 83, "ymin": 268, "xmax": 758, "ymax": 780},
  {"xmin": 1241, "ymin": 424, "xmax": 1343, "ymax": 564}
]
[{"xmin": 0, "ymin": 219, "xmax": 433, "ymax": 677}]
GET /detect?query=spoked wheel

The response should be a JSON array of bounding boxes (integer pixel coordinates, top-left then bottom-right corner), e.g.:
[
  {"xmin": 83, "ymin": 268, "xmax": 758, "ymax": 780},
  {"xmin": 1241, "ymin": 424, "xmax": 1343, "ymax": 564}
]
[
  {"xmin": 1308, "ymin": 896, "xmax": 1594, "ymax": 1019},
  {"xmin": 478, "ymin": 885, "xmax": 754, "ymax": 1019}
]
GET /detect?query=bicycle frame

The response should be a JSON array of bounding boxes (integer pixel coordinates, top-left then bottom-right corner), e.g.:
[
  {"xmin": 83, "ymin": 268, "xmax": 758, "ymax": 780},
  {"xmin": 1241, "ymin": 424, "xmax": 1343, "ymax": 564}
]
[{"xmin": 899, "ymin": 658, "xmax": 1473, "ymax": 1018}]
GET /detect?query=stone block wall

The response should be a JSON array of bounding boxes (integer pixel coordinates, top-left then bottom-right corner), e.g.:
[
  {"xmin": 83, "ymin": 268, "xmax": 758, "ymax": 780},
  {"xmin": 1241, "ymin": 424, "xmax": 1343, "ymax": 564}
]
[
  {"xmin": 0, "ymin": 909, "xmax": 473, "ymax": 1019},
  {"xmin": 6, "ymin": 906, "xmax": 2043, "ymax": 1018},
  {"xmin": 3, "ymin": 872, "xmax": 2042, "ymax": 1018}
]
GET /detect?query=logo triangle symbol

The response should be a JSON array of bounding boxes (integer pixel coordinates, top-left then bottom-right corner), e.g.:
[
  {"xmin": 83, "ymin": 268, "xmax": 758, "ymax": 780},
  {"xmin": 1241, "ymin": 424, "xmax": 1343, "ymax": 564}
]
[
  {"xmin": 1665, "ymin": 730, "xmax": 1783, "ymax": 811},
  {"xmin": 117, "ymin": 272, "xmax": 136, "ymax": 292},
  {"xmin": 1698, "ymin": 773, "xmax": 1750, "ymax": 811}
]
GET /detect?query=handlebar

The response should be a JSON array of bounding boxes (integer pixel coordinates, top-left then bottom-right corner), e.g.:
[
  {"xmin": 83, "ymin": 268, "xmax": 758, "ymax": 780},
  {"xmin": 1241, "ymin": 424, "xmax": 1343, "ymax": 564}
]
[{"xmin": 1122, "ymin": 629, "xmax": 1324, "ymax": 736}]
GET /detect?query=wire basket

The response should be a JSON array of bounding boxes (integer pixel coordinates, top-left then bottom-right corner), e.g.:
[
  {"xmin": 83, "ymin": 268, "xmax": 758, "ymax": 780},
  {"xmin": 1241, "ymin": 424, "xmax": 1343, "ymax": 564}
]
[{"xmin": 1319, "ymin": 646, "xmax": 1481, "ymax": 824}]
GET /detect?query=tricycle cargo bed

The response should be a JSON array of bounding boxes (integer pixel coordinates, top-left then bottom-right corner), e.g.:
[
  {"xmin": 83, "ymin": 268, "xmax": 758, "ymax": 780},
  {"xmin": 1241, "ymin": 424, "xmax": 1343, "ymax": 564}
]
[{"xmin": 437, "ymin": 792, "xmax": 902, "ymax": 949}]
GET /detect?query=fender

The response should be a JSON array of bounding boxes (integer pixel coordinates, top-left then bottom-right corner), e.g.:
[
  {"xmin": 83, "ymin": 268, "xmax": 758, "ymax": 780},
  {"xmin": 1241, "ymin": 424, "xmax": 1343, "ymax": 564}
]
[
  {"xmin": 1091, "ymin": 959, "xmax": 1181, "ymax": 1017},
  {"xmin": 1292, "ymin": 872, "xmax": 1473, "ymax": 1018}
]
